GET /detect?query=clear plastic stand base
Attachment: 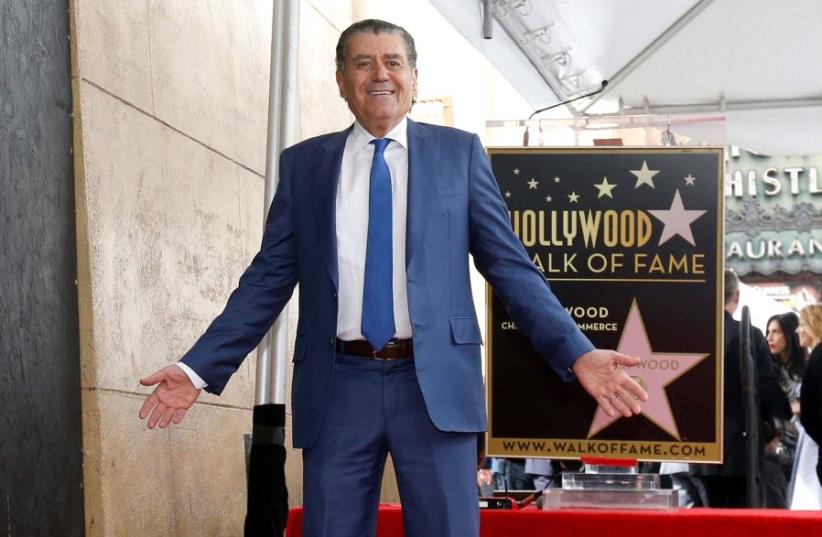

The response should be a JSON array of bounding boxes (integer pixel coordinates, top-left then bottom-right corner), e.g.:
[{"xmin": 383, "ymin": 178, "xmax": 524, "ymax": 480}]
[{"xmin": 540, "ymin": 461, "xmax": 678, "ymax": 511}]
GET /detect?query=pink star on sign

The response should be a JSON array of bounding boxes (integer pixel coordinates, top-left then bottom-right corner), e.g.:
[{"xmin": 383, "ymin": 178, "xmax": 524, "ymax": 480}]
[
  {"xmin": 648, "ymin": 189, "xmax": 706, "ymax": 246},
  {"xmin": 587, "ymin": 300, "xmax": 709, "ymax": 440}
]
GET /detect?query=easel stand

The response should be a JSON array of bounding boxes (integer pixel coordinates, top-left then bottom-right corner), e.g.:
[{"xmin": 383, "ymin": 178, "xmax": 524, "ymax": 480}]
[{"xmin": 541, "ymin": 458, "xmax": 678, "ymax": 510}]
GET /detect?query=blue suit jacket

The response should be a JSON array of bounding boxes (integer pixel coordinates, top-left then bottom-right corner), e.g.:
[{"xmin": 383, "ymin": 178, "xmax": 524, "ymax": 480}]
[{"xmin": 181, "ymin": 120, "xmax": 593, "ymax": 448}]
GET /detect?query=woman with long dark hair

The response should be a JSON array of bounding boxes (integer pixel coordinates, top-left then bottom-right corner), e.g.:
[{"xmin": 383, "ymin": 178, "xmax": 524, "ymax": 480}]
[
  {"xmin": 767, "ymin": 312, "xmax": 807, "ymax": 405},
  {"xmin": 766, "ymin": 312, "xmax": 806, "ymax": 493}
]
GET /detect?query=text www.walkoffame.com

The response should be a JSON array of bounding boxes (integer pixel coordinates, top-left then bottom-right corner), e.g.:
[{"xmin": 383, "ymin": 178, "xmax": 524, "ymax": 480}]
[{"xmin": 500, "ymin": 440, "xmax": 707, "ymax": 458}]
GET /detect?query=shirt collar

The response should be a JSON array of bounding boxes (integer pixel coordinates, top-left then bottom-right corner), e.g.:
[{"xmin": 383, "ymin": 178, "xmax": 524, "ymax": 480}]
[{"xmin": 350, "ymin": 116, "xmax": 408, "ymax": 152}]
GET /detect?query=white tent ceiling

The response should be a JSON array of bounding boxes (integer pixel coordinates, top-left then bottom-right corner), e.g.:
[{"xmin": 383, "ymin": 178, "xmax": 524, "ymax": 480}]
[{"xmin": 431, "ymin": 0, "xmax": 822, "ymax": 155}]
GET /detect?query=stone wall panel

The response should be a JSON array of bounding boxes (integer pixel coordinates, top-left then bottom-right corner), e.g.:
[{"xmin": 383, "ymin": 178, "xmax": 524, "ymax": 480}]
[
  {"xmin": 78, "ymin": 81, "xmax": 263, "ymax": 408},
  {"xmin": 74, "ymin": 0, "xmax": 154, "ymax": 111},
  {"xmin": 148, "ymin": 0, "xmax": 273, "ymax": 173}
]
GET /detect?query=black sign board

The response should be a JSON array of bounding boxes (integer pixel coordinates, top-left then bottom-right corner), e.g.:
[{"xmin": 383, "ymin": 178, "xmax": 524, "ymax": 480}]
[{"xmin": 486, "ymin": 147, "xmax": 724, "ymax": 462}]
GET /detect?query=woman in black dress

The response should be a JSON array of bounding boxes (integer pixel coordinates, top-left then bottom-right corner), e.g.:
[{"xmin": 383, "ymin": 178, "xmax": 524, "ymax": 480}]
[{"xmin": 798, "ymin": 305, "xmax": 822, "ymax": 488}]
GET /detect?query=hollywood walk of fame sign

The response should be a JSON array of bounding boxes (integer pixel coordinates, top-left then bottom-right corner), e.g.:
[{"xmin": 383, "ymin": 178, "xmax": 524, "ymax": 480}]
[{"xmin": 485, "ymin": 147, "xmax": 724, "ymax": 463}]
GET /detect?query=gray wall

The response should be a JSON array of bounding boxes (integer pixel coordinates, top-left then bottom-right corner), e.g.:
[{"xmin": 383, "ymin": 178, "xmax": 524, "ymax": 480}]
[{"xmin": 0, "ymin": 1, "xmax": 84, "ymax": 536}]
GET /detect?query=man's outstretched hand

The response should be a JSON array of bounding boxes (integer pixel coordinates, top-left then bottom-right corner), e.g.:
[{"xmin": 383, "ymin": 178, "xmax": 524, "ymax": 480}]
[
  {"xmin": 139, "ymin": 365, "xmax": 201, "ymax": 429},
  {"xmin": 572, "ymin": 349, "xmax": 648, "ymax": 417}
]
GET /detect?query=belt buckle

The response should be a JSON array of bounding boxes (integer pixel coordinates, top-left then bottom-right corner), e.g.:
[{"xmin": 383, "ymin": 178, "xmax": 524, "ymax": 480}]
[{"xmin": 371, "ymin": 349, "xmax": 390, "ymax": 360}]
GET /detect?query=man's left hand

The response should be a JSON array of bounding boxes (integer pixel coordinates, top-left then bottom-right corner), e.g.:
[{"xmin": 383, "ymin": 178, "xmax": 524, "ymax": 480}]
[{"xmin": 572, "ymin": 349, "xmax": 648, "ymax": 417}]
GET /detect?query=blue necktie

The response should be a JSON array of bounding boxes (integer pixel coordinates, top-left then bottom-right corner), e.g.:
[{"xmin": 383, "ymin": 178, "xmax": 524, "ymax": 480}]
[{"xmin": 361, "ymin": 138, "xmax": 395, "ymax": 351}]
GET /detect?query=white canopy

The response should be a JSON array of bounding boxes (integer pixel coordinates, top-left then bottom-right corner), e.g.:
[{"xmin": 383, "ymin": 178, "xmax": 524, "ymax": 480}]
[{"xmin": 431, "ymin": 0, "xmax": 822, "ymax": 155}]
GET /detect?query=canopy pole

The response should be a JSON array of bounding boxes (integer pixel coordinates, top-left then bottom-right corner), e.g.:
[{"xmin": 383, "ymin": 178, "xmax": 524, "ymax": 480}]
[
  {"xmin": 482, "ymin": 0, "xmax": 493, "ymax": 39},
  {"xmin": 256, "ymin": 0, "xmax": 300, "ymax": 406}
]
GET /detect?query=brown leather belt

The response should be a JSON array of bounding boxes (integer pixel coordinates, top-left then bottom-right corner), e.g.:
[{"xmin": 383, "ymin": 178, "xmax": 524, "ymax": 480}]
[{"xmin": 335, "ymin": 338, "xmax": 414, "ymax": 360}]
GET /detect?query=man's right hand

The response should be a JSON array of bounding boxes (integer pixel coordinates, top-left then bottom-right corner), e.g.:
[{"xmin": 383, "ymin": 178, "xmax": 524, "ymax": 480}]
[{"xmin": 139, "ymin": 365, "xmax": 201, "ymax": 429}]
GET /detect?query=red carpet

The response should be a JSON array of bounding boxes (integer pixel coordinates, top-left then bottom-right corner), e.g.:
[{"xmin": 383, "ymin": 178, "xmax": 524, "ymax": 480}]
[{"xmin": 287, "ymin": 504, "xmax": 822, "ymax": 536}]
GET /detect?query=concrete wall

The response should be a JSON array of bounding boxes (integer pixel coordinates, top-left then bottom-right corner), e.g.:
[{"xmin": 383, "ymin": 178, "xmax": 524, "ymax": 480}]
[
  {"xmin": 72, "ymin": 1, "xmax": 277, "ymax": 534},
  {"xmin": 71, "ymin": 0, "xmax": 531, "ymax": 534}
]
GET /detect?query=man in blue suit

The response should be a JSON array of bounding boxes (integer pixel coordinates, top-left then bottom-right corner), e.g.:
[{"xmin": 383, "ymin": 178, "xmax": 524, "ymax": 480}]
[{"xmin": 139, "ymin": 19, "xmax": 647, "ymax": 537}]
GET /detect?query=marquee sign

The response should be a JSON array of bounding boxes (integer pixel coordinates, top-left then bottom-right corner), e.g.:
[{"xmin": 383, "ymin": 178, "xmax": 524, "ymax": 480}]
[{"xmin": 724, "ymin": 148, "xmax": 822, "ymax": 276}]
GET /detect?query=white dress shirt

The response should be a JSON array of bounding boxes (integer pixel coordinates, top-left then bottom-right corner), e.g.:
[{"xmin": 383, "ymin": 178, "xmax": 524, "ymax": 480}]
[
  {"xmin": 177, "ymin": 117, "xmax": 413, "ymax": 388},
  {"xmin": 336, "ymin": 117, "xmax": 412, "ymax": 341}
]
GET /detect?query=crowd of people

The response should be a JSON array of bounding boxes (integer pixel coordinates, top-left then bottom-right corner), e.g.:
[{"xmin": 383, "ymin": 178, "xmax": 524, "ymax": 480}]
[{"xmin": 484, "ymin": 273, "xmax": 822, "ymax": 510}]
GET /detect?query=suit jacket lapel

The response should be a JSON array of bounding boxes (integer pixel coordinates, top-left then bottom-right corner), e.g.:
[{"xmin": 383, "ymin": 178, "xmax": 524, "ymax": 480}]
[
  {"xmin": 406, "ymin": 119, "xmax": 438, "ymax": 267},
  {"xmin": 315, "ymin": 127, "xmax": 351, "ymax": 291}
]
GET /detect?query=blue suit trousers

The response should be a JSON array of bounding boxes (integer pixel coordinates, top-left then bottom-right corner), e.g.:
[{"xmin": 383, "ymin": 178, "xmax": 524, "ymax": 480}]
[{"xmin": 302, "ymin": 353, "xmax": 479, "ymax": 537}]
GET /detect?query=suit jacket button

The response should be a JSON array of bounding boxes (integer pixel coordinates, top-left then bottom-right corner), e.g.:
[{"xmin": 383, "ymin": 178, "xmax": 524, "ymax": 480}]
[{"xmin": 329, "ymin": 337, "xmax": 335, "ymax": 346}]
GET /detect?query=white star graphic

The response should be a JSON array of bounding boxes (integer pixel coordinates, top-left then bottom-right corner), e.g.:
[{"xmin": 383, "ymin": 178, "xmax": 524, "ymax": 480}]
[
  {"xmin": 568, "ymin": 191, "xmax": 580, "ymax": 203},
  {"xmin": 553, "ymin": 176, "xmax": 561, "ymax": 183},
  {"xmin": 684, "ymin": 174, "xmax": 696, "ymax": 185},
  {"xmin": 505, "ymin": 191, "xmax": 511, "ymax": 198},
  {"xmin": 545, "ymin": 195, "xmax": 552, "ymax": 203},
  {"xmin": 648, "ymin": 189, "xmax": 707, "ymax": 246},
  {"xmin": 513, "ymin": 168, "xmax": 520, "ymax": 175},
  {"xmin": 527, "ymin": 178, "xmax": 539, "ymax": 190},
  {"xmin": 594, "ymin": 176, "xmax": 617, "ymax": 199},
  {"xmin": 630, "ymin": 161, "xmax": 660, "ymax": 189}
]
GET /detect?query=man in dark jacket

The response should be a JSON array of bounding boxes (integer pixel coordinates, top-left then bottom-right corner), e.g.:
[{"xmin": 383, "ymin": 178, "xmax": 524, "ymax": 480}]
[{"xmin": 689, "ymin": 269, "xmax": 791, "ymax": 507}]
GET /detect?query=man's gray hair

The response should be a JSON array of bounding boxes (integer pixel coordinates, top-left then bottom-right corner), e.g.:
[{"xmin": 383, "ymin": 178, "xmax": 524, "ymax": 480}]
[
  {"xmin": 724, "ymin": 268, "xmax": 740, "ymax": 305},
  {"xmin": 335, "ymin": 19, "xmax": 417, "ymax": 71}
]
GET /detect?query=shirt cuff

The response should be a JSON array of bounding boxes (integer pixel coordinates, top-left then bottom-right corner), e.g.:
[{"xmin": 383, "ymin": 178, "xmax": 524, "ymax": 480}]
[{"xmin": 176, "ymin": 362, "xmax": 208, "ymax": 389}]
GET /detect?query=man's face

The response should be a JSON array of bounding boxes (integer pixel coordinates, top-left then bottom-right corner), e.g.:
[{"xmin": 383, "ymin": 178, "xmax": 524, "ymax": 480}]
[{"xmin": 336, "ymin": 31, "xmax": 418, "ymax": 138}]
